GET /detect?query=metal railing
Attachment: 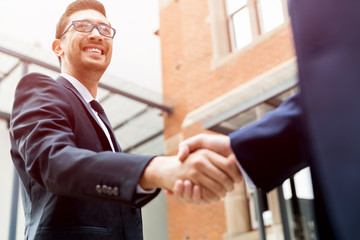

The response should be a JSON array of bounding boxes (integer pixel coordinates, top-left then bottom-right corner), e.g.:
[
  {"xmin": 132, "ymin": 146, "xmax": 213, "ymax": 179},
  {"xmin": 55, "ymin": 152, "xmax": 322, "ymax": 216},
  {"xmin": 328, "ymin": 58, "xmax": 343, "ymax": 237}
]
[{"xmin": 0, "ymin": 46, "xmax": 173, "ymax": 115}]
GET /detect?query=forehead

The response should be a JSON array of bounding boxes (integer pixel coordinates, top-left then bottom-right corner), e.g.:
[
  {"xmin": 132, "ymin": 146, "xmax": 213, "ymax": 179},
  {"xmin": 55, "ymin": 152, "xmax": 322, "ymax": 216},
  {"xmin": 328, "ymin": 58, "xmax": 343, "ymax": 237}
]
[{"xmin": 69, "ymin": 9, "xmax": 110, "ymax": 25}]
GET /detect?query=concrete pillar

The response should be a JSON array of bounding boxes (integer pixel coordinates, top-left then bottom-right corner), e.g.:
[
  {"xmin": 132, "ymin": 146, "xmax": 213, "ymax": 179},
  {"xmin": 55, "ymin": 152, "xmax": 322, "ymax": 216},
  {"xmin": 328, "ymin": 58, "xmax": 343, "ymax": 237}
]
[{"xmin": 223, "ymin": 181, "xmax": 251, "ymax": 239}]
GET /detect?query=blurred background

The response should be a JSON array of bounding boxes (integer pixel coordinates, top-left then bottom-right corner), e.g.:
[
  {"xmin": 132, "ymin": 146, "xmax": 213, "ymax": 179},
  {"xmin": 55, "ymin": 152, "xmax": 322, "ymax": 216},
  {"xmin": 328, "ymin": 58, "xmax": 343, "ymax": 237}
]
[{"xmin": 0, "ymin": 0, "xmax": 319, "ymax": 240}]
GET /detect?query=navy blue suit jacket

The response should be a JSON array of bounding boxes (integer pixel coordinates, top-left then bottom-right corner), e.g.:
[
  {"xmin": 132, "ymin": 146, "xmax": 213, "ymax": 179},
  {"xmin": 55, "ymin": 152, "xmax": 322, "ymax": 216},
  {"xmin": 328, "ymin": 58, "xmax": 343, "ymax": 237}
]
[
  {"xmin": 10, "ymin": 73, "xmax": 160, "ymax": 240},
  {"xmin": 230, "ymin": 0, "xmax": 360, "ymax": 239}
]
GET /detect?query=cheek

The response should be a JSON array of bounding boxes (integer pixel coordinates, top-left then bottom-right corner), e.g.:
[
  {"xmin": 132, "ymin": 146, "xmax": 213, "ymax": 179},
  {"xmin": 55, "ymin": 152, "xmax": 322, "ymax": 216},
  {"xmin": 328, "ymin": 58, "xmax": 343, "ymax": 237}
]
[
  {"xmin": 64, "ymin": 35, "xmax": 81, "ymax": 52},
  {"xmin": 70, "ymin": 40, "xmax": 81, "ymax": 53},
  {"xmin": 106, "ymin": 46, "xmax": 113, "ymax": 60},
  {"xmin": 107, "ymin": 40, "xmax": 113, "ymax": 54}
]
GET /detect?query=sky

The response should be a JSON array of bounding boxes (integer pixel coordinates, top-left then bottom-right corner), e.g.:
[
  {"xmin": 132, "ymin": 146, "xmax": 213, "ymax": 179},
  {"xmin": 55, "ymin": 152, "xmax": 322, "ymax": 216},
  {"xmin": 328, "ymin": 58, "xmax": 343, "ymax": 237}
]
[{"xmin": 0, "ymin": 0, "xmax": 162, "ymax": 92}]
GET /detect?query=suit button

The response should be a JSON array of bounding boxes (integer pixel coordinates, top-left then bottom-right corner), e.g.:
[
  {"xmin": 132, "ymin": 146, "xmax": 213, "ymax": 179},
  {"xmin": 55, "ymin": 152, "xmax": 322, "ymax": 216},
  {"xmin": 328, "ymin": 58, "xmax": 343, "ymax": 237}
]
[
  {"xmin": 107, "ymin": 186, "xmax": 113, "ymax": 195},
  {"xmin": 96, "ymin": 185, "xmax": 102, "ymax": 194},
  {"xmin": 112, "ymin": 187, "xmax": 119, "ymax": 196},
  {"xmin": 102, "ymin": 185, "xmax": 108, "ymax": 194}
]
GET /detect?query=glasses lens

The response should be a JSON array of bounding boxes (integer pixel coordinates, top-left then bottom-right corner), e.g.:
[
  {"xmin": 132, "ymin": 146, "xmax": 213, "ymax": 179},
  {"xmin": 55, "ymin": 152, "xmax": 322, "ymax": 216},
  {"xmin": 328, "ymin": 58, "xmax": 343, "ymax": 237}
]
[
  {"xmin": 98, "ymin": 25, "xmax": 113, "ymax": 37},
  {"xmin": 74, "ymin": 21, "xmax": 93, "ymax": 32}
]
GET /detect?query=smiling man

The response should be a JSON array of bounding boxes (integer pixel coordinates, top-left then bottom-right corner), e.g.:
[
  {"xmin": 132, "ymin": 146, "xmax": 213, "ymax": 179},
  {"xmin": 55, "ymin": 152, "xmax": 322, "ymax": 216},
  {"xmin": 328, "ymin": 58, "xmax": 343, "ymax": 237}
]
[
  {"xmin": 53, "ymin": 8, "xmax": 113, "ymax": 97},
  {"xmin": 9, "ymin": 0, "xmax": 242, "ymax": 239}
]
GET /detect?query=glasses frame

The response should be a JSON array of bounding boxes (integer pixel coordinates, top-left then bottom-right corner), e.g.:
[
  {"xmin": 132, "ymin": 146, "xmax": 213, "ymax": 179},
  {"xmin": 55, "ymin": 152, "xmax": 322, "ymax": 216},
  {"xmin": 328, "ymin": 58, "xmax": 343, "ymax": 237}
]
[{"xmin": 58, "ymin": 20, "xmax": 116, "ymax": 39}]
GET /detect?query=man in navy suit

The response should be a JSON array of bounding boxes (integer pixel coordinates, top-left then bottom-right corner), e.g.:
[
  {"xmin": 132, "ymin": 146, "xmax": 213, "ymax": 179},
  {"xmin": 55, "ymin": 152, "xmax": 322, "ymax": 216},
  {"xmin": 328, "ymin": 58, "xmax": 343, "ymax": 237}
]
[
  {"xmin": 9, "ymin": 0, "xmax": 242, "ymax": 239},
  {"xmin": 176, "ymin": 0, "xmax": 360, "ymax": 239}
]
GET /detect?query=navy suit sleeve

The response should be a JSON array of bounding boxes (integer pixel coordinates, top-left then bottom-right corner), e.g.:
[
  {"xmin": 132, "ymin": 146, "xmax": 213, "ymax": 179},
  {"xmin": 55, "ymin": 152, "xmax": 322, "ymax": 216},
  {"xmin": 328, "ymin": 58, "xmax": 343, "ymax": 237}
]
[
  {"xmin": 10, "ymin": 73, "xmax": 159, "ymax": 207},
  {"xmin": 229, "ymin": 93, "xmax": 309, "ymax": 192}
]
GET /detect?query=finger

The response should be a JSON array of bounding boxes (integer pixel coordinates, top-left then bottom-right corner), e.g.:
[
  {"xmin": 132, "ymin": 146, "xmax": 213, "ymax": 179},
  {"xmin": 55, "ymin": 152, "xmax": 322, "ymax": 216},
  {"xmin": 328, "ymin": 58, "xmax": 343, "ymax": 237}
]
[
  {"xmin": 173, "ymin": 179, "xmax": 185, "ymax": 199},
  {"xmin": 177, "ymin": 143, "xmax": 190, "ymax": 162},
  {"xmin": 227, "ymin": 153, "xmax": 243, "ymax": 183},
  {"xmin": 193, "ymin": 150, "xmax": 235, "ymax": 193},
  {"xmin": 178, "ymin": 149, "xmax": 233, "ymax": 199},
  {"xmin": 190, "ymin": 167, "xmax": 228, "ymax": 199},
  {"xmin": 179, "ymin": 134, "xmax": 233, "ymax": 160},
  {"xmin": 183, "ymin": 180, "xmax": 193, "ymax": 201},
  {"xmin": 201, "ymin": 188, "xmax": 220, "ymax": 204},
  {"xmin": 192, "ymin": 185, "xmax": 203, "ymax": 204},
  {"xmin": 209, "ymin": 152, "xmax": 242, "ymax": 184},
  {"xmin": 179, "ymin": 135, "xmax": 205, "ymax": 156},
  {"xmin": 202, "ymin": 150, "xmax": 242, "ymax": 188},
  {"xmin": 173, "ymin": 180, "xmax": 203, "ymax": 204},
  {"xmin": 182, "ymin": 182, "xmax": 205, "ymax": 204}
]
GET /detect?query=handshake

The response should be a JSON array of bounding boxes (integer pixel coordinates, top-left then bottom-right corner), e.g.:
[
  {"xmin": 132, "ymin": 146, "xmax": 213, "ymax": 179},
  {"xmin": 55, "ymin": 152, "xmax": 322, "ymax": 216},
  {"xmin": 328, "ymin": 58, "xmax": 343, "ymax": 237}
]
[{"xmin": 139, "ymin": 134, "xmax": 243, "ymax": 204}]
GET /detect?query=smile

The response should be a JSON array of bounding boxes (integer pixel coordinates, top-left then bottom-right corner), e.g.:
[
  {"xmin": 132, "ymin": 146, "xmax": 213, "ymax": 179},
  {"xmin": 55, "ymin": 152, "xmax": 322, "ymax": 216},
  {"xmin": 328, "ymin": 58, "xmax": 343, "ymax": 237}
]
[{"xmin": 84, "ymin": 47, "xmax": 104, "ymax": 55}]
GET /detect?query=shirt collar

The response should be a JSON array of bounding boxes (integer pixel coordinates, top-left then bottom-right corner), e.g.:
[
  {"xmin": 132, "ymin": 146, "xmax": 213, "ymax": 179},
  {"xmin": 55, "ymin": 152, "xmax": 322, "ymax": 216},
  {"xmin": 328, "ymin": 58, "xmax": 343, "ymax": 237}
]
[{"xmin": 61, "ymin": 73, "xmax": 95, "ymax": 103}]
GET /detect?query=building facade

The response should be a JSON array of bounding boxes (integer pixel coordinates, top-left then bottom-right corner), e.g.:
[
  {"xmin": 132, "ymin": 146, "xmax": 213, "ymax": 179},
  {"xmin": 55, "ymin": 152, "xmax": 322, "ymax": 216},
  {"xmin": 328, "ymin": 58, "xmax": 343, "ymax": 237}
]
[{"xmin": 159, "ymin": 0, "xmax": 317, "ymax": 239}]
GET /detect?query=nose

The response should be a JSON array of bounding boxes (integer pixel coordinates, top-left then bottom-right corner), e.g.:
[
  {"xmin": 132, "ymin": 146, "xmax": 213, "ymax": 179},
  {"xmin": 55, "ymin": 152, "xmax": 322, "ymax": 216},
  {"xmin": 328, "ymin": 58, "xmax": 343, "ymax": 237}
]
[{"xmin": 88, "ymin": 27, "xmax": 103, "ymax": 41}]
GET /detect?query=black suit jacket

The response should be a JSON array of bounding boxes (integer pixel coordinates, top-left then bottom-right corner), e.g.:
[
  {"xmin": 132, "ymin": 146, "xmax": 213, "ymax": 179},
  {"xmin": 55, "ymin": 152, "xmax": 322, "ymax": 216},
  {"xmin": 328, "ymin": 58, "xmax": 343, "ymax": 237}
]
[
  {"xmin": 230, "ymin": 0, "xmax": 360, "ymax": 239},
  {"xmin": 10, "ymin": 73, "xmax": 160, "ymax": 240}
]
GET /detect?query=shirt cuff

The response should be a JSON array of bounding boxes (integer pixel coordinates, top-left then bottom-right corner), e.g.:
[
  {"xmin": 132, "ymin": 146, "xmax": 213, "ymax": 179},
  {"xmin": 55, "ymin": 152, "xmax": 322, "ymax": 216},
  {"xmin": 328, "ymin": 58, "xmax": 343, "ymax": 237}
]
[
  {"xmin": 235, "ymin": 160, "xmax": 256, "ymax": 189},
  {"xmin": 137, "ymin": 184, "xmax": 156, "ymax": 194}
]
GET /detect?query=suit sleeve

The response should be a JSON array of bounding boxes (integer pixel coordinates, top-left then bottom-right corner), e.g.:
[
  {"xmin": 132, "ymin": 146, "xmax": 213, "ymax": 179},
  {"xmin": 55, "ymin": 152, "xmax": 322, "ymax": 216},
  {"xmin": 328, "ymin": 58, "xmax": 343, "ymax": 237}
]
[
  {"xmin": 229, "ymin": 93, "xmax": 309, "ymax": 192},
  {"xmin": 10, "ymin": 73, "xmax": 159, "ymax": 207}
]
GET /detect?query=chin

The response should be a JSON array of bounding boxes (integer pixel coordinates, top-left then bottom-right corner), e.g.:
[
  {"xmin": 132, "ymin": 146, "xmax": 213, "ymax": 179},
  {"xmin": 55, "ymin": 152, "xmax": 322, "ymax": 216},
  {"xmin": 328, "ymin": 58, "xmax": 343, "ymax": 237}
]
[{"xmin": 84, "ymin": 60, "xmax": 109, "ymax": 72}]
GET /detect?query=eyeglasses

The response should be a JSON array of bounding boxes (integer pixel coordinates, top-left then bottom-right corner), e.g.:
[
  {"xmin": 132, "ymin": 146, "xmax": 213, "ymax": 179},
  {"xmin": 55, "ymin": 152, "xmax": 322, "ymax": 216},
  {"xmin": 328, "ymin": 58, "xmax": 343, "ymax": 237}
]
[{"xmin": 59, "ymin": 20, "xmax": 116, "ymax": 39}]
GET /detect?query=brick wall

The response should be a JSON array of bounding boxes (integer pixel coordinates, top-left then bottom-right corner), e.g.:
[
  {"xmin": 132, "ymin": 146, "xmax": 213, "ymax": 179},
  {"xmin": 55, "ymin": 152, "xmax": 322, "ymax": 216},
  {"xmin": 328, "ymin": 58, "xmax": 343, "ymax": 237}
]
[{"xmin": 159, "ymin": 0, "xmax": 295, "ymax": 239}]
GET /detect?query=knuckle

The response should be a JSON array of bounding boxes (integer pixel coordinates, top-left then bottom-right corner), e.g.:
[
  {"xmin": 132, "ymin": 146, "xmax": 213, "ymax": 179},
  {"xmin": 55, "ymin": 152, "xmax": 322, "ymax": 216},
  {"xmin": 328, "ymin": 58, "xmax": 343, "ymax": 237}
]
[
  {"xmin": 223, "ymin": 159, "xmax": 233, "ymax": 169},
  {"xmin": 203, "ymin": 191, "xmax": 215, "ymax": 202},
  {"xmin": 198, "ymin": 133, "xmax": 206, "ymax": 140},
  {"xmin": 189, "ymin": 170, "xmax": 200, "ymax": 179},
  {"xmin": 193, "ymin": 159, "xmax": 206, "ymax": 169},
  {"xmin": 219, "ymin": 174, "xmax": 229, "ymax": 183},
  {"xmin": 197, "ymin": 148, "xmax": 209, "ymax": 156},
  {"xmin": 213, "ymin": 183, "xmax": 224, "ymax": 194}
]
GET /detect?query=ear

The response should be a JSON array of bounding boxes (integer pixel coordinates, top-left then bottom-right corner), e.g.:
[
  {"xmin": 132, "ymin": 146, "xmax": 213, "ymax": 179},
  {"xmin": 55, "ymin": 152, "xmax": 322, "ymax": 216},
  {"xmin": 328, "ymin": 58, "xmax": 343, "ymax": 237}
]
[{"xmin": 52, "ymin": 39, "xmax": 64, "ymax": 57}]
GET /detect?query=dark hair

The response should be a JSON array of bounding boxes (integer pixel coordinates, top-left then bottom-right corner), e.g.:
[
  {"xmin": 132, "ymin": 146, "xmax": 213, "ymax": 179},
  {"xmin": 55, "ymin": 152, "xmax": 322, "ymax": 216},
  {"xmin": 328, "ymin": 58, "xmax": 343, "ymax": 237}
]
[{"xmin": 55, "ymin": 0, "xmax": 106, "ymax": 39}]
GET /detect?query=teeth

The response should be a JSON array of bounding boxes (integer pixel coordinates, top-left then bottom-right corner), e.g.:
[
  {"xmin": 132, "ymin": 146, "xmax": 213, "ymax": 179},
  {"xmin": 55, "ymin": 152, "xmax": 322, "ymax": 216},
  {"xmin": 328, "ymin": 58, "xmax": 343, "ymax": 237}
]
[{"xmin": 86, "ymin": 48, "xmax": 102, "ymax": 54}]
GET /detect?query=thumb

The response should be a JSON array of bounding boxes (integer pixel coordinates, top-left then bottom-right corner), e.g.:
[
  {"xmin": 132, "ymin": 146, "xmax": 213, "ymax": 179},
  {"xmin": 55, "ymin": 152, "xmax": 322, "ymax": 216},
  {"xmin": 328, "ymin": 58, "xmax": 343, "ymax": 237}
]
[
  {"xmin": 164, "ymin": 189, "xmax": 174, "ymax": 195},
  {"xmin": 177, "ymin": 142, "xmax": 190, "ymax": 162},
  {"xmin": 177, "ymin": 134, "xmax": 208, "ymax": 162}
]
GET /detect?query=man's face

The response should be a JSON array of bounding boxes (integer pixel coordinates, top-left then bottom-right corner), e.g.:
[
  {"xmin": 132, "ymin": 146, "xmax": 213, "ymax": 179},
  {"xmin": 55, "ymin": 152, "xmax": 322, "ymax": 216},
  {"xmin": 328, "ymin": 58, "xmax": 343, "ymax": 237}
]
[{"xmin": 58, "ymin": 9, "xmax": 113, "ymax": 76}]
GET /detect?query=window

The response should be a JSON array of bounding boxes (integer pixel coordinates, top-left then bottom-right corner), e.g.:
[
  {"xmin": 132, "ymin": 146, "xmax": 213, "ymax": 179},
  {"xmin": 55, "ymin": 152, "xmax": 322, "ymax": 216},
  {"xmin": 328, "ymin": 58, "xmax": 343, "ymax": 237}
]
[
  {"xmin": 226, "ymin": 0, "xmax": 252, "ymax": 50},
  {"xmin": 225, "ymin": 0, "xmax": 286, "ymax": 51},
  {"xmin": 257, "ymin": 0, "xmax": 285, "ymax": 33}
]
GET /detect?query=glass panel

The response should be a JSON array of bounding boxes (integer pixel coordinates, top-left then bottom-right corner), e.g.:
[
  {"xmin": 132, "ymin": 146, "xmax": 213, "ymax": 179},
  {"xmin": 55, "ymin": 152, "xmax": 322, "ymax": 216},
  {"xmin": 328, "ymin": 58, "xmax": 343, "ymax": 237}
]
[
  {"xmin": 226, "ymin": 0, "xmax": 247, "ymax": 15},
  {"xmin": 294, "ymin": 168, "xmax": 314, "ymax": 199},
  {"xmin": 282, "ymin": 179, "xmax": 292, "ymax": 200},
  {"xmin": 232, "ymin": 7, "xmax": 252, "ymax": 49},
  {"xmin": 257, "ymin": 0, "xmax": 284, "ymax": 33},
  {"xmin": 282, "ymin": 174, "xmax": 319, "ymax": 239}
]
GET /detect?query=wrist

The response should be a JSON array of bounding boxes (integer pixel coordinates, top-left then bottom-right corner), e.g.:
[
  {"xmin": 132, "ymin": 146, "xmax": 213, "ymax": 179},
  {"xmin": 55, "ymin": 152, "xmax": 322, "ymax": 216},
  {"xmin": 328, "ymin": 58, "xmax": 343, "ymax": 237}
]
[{"xmin": 139, "ymin": 156, "xmax": 178, "ymax": 190}]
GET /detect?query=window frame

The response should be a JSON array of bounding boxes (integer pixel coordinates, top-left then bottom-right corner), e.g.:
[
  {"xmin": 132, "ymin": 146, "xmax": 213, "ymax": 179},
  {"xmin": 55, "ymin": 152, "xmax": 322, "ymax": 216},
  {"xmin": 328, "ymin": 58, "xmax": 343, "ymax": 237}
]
[{"xmin": 224, "ymin": 0, "xmax": 288, "ymax": 52}]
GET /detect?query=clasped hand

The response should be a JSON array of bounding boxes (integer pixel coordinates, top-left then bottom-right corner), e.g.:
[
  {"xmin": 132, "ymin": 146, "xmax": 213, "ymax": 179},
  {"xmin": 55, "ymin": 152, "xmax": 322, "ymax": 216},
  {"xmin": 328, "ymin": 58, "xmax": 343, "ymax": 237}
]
[{"xmin": 167, "ymin": 134, "xmax": 243, "ymax": 204}]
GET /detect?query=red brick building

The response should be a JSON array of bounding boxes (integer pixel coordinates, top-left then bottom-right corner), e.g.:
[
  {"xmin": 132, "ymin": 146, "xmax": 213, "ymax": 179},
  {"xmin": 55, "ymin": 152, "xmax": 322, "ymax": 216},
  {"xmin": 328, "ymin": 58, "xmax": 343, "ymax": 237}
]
[{"xmin": 158, "ymin": 0, "xmax": 316, "ymax": 239}]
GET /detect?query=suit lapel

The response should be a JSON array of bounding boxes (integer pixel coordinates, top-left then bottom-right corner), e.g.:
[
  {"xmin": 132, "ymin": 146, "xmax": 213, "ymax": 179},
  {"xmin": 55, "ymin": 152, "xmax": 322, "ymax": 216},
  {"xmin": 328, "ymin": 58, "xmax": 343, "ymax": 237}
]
[
  {"xmin": 56, "ymin": 76, "xmax": 103, "ymax": 127},
  {"xmin": 56, "ymin": 76, "xmax": 122, "ymax": 152}
]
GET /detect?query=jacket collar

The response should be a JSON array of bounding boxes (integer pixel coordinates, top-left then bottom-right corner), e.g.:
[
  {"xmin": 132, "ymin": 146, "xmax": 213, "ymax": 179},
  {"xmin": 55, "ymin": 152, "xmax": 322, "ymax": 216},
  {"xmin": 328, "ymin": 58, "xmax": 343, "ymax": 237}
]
[{"xmin": 56, "ymin": 76, "xmax": 102, "ymax": 129}]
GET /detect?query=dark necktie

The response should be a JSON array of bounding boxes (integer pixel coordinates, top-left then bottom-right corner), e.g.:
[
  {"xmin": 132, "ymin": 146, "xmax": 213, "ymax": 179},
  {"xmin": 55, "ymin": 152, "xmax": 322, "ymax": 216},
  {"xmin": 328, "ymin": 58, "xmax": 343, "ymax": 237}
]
[{"xmin": 90, "ymin": 100, "xmax": 120, "ymax": 152}]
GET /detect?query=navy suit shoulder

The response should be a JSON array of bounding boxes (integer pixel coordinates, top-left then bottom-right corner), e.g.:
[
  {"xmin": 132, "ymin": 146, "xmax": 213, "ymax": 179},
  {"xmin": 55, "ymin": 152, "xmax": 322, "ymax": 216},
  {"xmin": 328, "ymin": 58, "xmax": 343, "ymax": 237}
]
[{"xmin": 229, "ymin": 93, "xmax": 309, "ymax": 192}]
